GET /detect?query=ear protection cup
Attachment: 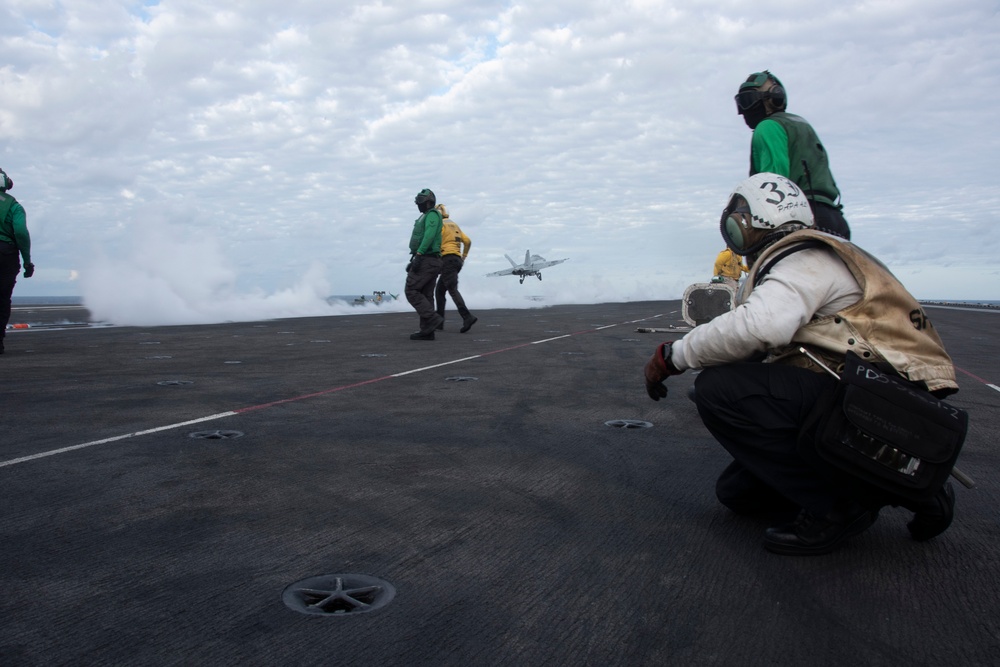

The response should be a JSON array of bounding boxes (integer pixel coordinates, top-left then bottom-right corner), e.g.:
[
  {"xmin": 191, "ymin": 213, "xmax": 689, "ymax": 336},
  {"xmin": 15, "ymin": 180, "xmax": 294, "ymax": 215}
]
[
  {"xmin": 0, "ymin": 170, "xmax": 10, "ymax": 191},
  {"xmin": 766, "ymin": 83, "xmax": 786, "ymax": 110}
]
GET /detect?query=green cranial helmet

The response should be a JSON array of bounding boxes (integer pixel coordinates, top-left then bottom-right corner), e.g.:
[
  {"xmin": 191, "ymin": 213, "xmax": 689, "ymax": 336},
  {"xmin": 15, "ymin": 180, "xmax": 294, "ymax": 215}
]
[
  {"xmin": 414, "ymin": 188, "xmax": 436, "ymax": 212},
  {"xmin": 0, "ymin": 168, "xmax": 11, "ymax": 192},
  {"xmin": 735, "ymin": 71, "xmax": 787, "ymax": 120}
]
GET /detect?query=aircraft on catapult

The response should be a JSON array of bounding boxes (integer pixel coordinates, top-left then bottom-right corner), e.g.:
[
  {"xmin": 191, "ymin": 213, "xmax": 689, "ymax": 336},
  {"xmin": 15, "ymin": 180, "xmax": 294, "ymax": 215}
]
[{"xmin": 486, "ymin": 250, "xmax": 569, "ymax": 284}]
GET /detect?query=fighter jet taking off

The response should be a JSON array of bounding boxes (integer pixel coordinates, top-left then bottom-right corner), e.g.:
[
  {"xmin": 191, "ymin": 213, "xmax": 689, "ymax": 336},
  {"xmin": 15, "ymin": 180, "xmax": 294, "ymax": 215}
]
[{"xmin": 486, "ymin": 250, "xmax": 569, "ymax": 284}]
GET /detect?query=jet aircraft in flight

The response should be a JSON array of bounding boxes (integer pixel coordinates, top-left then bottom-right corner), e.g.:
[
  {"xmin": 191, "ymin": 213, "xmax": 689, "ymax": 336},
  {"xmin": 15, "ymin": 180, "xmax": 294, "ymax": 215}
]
[{"xmin": 486, "ymin": 250, "xmax": 568, "ymax": 284}]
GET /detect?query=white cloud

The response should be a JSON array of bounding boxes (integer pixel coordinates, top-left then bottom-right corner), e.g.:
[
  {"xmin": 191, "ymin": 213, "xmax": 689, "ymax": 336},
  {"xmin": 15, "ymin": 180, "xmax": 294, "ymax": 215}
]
[{"xmin": 2, "ymin": 0, "xmax": 998, "ymax": 317}]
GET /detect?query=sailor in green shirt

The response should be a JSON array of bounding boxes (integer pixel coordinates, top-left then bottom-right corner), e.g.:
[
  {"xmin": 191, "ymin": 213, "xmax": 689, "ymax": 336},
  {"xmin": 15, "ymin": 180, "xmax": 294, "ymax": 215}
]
[
  {"xmin": 405, "ymin": 189, "xmax": 444, "ymax": 340},
  {"xmin": 735, "ymin": 71, "xmax": 851, "ymax": 240},
  {"xmin": 0, "ymin": 168, "xmax": 34, "ymax": 355}
]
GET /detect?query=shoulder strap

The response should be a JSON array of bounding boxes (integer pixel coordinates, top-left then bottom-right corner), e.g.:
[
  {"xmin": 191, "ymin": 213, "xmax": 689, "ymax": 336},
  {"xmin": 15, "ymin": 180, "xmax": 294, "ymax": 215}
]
[{"xmin": 754, "ymin": 240, "xmax": 827, "ymax": 283}]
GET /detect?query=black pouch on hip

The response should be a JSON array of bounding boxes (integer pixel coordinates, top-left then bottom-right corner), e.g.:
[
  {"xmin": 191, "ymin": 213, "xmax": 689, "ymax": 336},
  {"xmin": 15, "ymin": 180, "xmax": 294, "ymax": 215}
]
[{"xmin": 800, "ymin": 351, "xmax": 967, "ymax": 503}]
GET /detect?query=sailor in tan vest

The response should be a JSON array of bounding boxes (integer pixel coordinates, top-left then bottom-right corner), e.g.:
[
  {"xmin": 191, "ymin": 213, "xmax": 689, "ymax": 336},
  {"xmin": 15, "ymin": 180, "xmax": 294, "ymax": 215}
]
[{"xmin": 643, "ymin": 173, "xmax": 958, "ymax": 556}]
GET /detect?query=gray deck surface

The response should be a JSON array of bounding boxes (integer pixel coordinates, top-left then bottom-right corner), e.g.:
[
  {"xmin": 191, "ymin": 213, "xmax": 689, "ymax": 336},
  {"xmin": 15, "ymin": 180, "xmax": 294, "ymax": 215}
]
[{"xmin": 2, "ymin": 300, "xmax": 998, "ymax": 666}]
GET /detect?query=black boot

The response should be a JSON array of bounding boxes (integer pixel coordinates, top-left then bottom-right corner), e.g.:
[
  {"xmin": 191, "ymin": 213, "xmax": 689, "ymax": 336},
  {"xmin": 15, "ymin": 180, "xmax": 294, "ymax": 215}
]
[
  {"xmin": 435, "ymin": 311, "xmax": 445, "ymax": 330},
  {"xmin": 417, "ymin": 314, "xmax": 443, "ymax": 337},
  {"xmin": 460, "ymin": 315, "xmax": 478, "ymax": 333},
  {"xmin": 905, "ymin": 482, "xmax": 955, "ymax": 541},
  {"xmin": 764, "ymin": 502, "xmax": 877, "ymax": 556}
]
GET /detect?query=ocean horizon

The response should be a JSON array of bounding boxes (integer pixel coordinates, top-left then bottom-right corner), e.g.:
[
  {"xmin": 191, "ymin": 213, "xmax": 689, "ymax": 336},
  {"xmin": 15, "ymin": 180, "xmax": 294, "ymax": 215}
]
[
  {"xmin": 11, "ymin": 295, "xmax": 393, "ymax": 307},
  {"xmin": 12, "ymin": 296, "xmax": 1000, "ymax": 308}
]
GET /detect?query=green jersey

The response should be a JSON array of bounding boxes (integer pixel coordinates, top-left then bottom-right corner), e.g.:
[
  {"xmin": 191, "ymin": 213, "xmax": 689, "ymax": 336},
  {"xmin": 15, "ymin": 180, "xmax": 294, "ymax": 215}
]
[
  {"xmin": 409, "ymin": 209, "xmax": 443, "ymax": 255},
  {"xmin": 0, "ymin": 192, "xmax": 30, "ymax": 264},
  {"xmin": 750, "ymin": 112, "xmax": 842, "ymax": 209}
]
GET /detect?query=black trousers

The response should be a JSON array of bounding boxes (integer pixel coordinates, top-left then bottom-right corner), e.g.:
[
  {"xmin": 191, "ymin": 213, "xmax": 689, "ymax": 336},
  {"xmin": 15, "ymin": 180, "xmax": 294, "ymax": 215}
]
[
  {"xmin": 694, "ymin": 362, "xmax": 846, "ymax": 515},
  {"xmin": 0, "ymin": 244, "xmax": 20, "ymax": 342},
  {"xmin": 404, "ymin": 255, "xmax": 442, "ymax": 332},
  {"xmin": 435, "ymin": 255, "xmax": 471, "ymax": 319}
]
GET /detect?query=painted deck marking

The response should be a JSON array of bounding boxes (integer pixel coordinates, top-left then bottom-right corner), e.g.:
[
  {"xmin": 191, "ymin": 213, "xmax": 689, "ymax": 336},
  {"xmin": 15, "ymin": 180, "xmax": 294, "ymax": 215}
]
[
  {"xmin": 956, "ymin": 366, "xmax": 1000, "ymax": 394},
  {"xmin": 1, "ymin": 314, "xmax": 666, "ymax": 469},
  {"xmin": 0, "ymin": 413, "xmax": 237, "ymax": 468}
]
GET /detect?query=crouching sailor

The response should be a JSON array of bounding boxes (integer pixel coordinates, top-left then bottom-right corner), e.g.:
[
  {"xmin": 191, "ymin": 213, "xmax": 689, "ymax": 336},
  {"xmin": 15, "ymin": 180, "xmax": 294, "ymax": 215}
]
[{"xmin": 643, "ymin": 173, "xmax": 961, "ymax": 556}]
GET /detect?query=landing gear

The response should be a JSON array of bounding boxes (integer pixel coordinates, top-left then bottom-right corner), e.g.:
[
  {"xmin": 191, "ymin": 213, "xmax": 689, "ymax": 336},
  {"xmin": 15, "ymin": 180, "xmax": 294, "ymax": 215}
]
[
  {"xmin": 537, "ymin": 274, "xmax": 542, "ymax": 281},
  {"xmin": 519, "ymin": 276, "xmax": 525, "ymax": 284}
]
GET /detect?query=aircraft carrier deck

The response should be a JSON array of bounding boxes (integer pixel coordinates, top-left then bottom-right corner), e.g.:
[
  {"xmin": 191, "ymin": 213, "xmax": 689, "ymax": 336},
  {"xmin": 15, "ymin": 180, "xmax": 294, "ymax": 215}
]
[{"xmin": 2, "ymin": 300, "xmax": 998, "ymax": 666}]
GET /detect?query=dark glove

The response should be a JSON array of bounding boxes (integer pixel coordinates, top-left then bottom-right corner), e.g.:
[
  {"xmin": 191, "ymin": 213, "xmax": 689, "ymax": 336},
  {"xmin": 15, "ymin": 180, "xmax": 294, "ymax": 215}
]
[
  {"xmin": 411, "ymin": 254, "xmax": 423, "ymax": 273},
  {"xmin": 644, "ymin": 341, "xmax": 682, "ymax": 401},
  {"xmin": 405, "ymin": 259, "xmax": 413, "ymax": 273},
  {"xmin": 23, "ymin": 263, "xmax": 34, "ymax": 278}
]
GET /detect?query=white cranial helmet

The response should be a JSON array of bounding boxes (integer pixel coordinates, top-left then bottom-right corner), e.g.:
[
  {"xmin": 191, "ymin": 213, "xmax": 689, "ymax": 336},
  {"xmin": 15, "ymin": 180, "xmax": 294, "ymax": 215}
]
[{"xmin": 720, "ymin": 173, "xmax": 814, "ymax": 255}]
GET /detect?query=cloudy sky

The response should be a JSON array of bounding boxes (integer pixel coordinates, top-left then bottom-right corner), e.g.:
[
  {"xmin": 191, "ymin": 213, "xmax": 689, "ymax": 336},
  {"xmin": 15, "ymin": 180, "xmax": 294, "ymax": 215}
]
[{"xmin": 2, "ymin": 0, "xmax": 998, "ymax": 324}]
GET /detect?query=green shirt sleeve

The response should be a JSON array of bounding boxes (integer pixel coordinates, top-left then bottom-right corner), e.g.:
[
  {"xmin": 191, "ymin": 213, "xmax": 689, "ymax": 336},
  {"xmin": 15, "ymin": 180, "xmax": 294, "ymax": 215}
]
[
  {"xmin": 1, "ymin": 200, "xmax": 30, "ymax": 265},
  {"xmin": 12, "ymin": 203, "xmax": 30, "ymax": 265},
  {"xmin": 750, "ymin": 119, "xmax": 790, "ymax": 177}
]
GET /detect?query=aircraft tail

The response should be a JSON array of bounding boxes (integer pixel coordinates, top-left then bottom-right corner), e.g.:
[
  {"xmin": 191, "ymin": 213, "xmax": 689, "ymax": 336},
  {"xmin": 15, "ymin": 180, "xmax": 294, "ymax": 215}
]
[
  {"xmin": 505, "ymin": 254, "xmax": 517, "ymax": 267},
  {"xmin": 524, "ymin": 250, "xmax": 531, "ymax": 266}
]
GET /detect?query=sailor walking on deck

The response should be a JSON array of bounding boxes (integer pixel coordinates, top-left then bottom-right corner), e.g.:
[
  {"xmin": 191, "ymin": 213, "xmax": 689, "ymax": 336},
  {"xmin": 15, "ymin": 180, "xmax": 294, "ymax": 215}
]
[
  {"xmin": 405, "ymin": 189, "xmax": 444, "ymax": 340},
  {"xmin": 0, "ymin": 168, "xmax": 34, "ymax": 355},
  {"xmin": 434, "ymin": 204, "xmax": 477, "ymax": 333}
]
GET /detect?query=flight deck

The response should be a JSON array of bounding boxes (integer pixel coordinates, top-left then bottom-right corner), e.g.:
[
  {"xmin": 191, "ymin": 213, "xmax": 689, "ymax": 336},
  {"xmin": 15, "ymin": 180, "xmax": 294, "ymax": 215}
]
[{"xmin": 2, "ymin": 301, "xmax": 997, "ymax": 665}]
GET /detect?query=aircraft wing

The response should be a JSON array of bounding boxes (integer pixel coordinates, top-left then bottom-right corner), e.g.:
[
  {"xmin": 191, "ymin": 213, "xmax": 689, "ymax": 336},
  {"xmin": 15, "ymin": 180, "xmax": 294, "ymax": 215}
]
[
  {"xmin": 535, "ymin": 258, "xmax": 568, "ymax": 269},
  {"xmin": 486, "ymin": 267, "xmax": 517, "ymax": 277}
]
